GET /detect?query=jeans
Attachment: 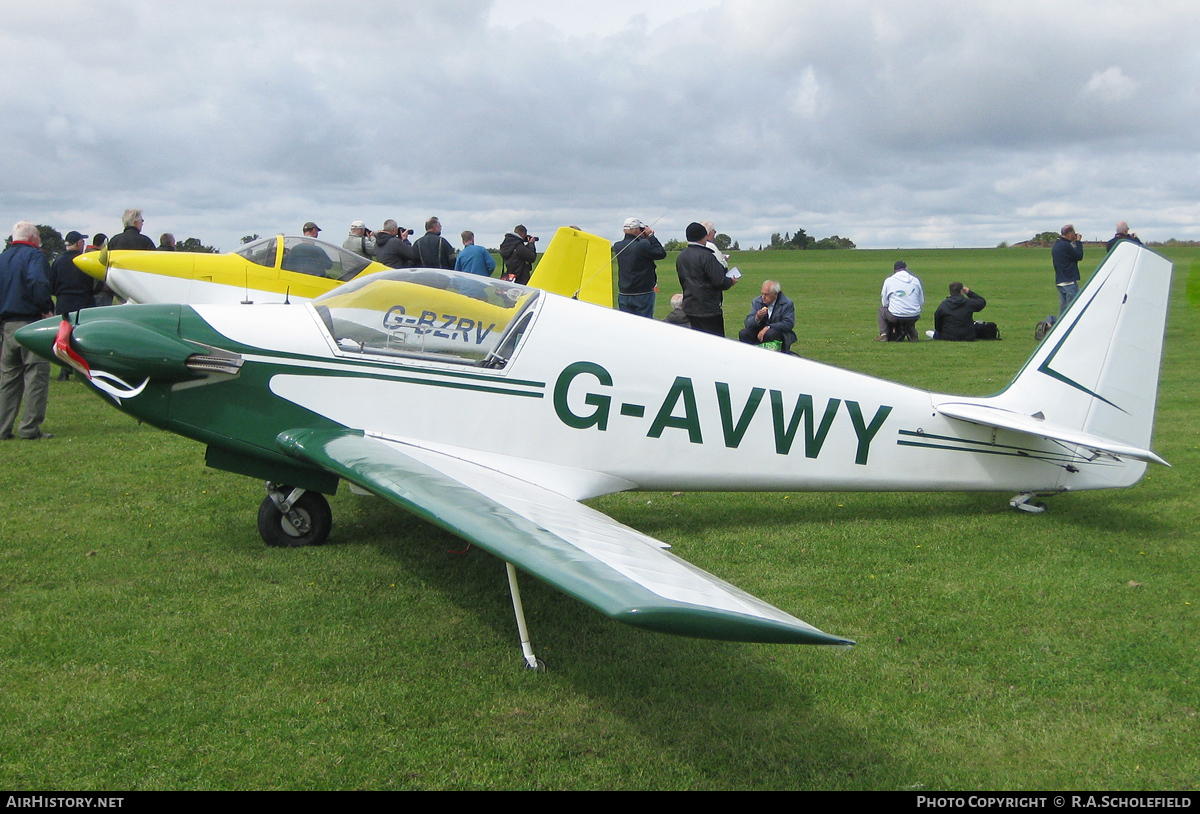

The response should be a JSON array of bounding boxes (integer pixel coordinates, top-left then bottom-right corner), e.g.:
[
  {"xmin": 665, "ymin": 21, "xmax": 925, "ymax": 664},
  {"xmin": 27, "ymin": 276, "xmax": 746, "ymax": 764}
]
[
  {"xmin": 1057, "ymin": 282, "xmax": 1079, "ymax": 316},
  {"xmin": 618, "ymin": 291, "xmax": 656, "ymax": 318}
]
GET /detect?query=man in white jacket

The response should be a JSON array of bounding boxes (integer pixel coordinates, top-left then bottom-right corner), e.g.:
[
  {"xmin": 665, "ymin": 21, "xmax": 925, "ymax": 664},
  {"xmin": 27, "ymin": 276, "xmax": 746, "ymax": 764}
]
[{"xmin": 877, "ymin": 260, "xmax": 924, "ymax": 341}]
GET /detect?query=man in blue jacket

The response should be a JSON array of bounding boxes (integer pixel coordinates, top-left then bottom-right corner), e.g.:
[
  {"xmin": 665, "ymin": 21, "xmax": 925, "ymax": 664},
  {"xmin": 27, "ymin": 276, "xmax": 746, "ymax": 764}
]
[
  {"xmin": 0, "ymin": 221, "xmax": 55, "ymax": 439},
  {"xmin": 739, "ymin": 280, "xmax": 796, "ymax": 352},
  {"xmin": 454, "ymin": 231, "xmax": 496, "ymax": 276}
]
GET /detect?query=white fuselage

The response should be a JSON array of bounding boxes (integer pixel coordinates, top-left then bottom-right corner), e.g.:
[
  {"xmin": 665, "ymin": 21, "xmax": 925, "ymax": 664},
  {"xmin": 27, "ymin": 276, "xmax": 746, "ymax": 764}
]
[{"xmin": 193, "ymin": 293, "xmax": 1136, "ymax": 501}]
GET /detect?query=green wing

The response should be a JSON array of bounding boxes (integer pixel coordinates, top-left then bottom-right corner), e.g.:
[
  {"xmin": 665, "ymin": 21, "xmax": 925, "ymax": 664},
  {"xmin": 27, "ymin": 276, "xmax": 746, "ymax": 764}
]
[{"xmin": 276, "ymin": 428, "xmax": 851, "ymax": 646}]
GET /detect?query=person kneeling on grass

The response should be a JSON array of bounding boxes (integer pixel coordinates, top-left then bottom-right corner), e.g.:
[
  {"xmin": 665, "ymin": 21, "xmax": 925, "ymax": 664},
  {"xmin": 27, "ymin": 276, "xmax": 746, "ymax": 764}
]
[
  {"xmin": 932, "ymin": 282, "xmax": 986, "ymax": 341},
  {"xmin": 877, "ymin": 260, "xmax": 923, "ymax": 341}
]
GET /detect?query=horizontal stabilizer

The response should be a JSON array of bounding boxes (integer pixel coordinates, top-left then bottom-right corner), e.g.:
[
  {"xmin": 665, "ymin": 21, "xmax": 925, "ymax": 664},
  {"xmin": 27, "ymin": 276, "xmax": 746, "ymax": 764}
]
[
  {"xmin": 935, "ymin": 401, "xmax": 1169, "ymax": 466},
  {"xmin": 276, "ymin": 427, "xmax": 851, "ymax": 646}
]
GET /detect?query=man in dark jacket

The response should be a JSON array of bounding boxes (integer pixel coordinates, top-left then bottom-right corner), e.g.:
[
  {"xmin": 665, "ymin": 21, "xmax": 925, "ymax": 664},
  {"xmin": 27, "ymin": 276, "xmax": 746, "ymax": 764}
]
[
  {"xmin": 107, "ymin": 209, "xmax": 156, "ymax": 250},
  {"xmin": 376, "ymin": 220, "xmax": 415, "ymax": 268},
  {"xmin": 1105, "ymin": 221, "xmax": 1143, "ymax": 253},
  {"xmin": 1051, "ymin": 224, "xmax": 1084, "ymax": 316},
  {"xmin": 49, "ymin": 231, "xmax": 96, "ymax": 380},
  {"xmin": 933, "ymin": 282, "xmax": 987, "ymax": 341},
  {"xmin": 612, "ymin": 217, "xmax": 666, "ymax": 318},
  {"xmin": 499, "ymin": 225, "xmax": 538, "ymax": 285},
  {"xmin": 739, "ymin": 280, "xmax": 796, "ymax": 351},
  {"xmin": 0, "ymin": 221, "xmax": 55, "ymax": 439},
  {"xmin": 412, "ymin": 217, "xmax": 456, "ymax": 270},
  {"xmin": 676, "ymin": 221, "xmax": 737, "ymax": 336}
]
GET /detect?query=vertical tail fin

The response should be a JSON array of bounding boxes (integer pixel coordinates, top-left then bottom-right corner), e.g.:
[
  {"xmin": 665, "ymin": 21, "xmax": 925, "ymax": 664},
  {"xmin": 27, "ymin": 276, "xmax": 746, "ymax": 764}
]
[
  {"xmin": 527, "ymin": 226, "xmax": 614, "ymax": 307},
  {"xmin": 934, "ymin": 242, "xmax": 1172, "ymax": 483}
]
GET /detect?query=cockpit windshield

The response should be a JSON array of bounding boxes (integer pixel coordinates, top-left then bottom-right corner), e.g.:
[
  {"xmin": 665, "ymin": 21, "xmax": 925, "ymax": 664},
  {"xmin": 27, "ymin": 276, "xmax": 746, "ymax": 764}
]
[
  {"xmin": 234, "ymin": 235, "xmax": 374, "ymax": 281},
  {"xmin": 312, "ymin": 269, "xmax": 539, "ymax": 367},
  {"xmin": 234, "ymin": 236, "xmax": 278, "ymax": 268}
]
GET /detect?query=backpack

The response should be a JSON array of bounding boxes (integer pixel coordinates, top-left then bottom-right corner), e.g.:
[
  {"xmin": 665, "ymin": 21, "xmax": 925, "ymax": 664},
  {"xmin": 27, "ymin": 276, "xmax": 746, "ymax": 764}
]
[
  {"xmin": 973, "ymin": 321, "xmax": 1001, "ymax": 340},
  {"xmin": 1034, "ymin": 314, "xmax": 1056, "ymax": 341}
]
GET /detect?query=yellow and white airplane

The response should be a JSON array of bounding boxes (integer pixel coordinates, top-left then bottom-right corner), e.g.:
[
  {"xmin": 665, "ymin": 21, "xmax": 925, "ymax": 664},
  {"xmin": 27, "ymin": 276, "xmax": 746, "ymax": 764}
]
[{"xmin": 75, "ymin": 227, "xmax": 615, "ymax": 308}]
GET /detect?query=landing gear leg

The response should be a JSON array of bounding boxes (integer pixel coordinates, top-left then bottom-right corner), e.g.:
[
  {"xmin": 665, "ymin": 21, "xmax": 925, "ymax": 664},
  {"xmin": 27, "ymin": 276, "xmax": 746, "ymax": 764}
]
[
  {"xmin": 1009, "ymin": 493, "xmax": 1047, "ymax": 514},
  {"xmin": 506, "ymin": 562, "xmax": 546, "ymax": 672}
]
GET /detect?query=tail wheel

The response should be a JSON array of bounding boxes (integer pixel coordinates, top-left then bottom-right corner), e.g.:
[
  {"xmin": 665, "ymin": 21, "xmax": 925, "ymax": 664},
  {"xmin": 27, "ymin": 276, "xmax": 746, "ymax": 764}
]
[{"xmin": 257, "ymin": 490, "xmax": 332, "ymax": 547}]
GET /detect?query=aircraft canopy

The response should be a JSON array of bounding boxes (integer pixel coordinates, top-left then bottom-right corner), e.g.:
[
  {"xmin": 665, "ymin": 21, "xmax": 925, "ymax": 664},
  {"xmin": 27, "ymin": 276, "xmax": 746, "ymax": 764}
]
[{"xmin": 312, "ymin": 268, "xmax": 539, "ymax": 367}]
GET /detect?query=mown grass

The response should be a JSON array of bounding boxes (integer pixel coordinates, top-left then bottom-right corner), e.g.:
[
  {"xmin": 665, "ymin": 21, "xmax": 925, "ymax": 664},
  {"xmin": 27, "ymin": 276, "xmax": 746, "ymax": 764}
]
[{"xmin": 1, "ymin": 246, "xmax": 1196, "ymax": 790}]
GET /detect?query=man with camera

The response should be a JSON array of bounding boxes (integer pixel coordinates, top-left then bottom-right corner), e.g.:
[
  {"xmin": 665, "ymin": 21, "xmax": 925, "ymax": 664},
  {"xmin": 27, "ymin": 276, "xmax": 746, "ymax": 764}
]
[
  {"xmin": 342, "ymin": 220, "xmax": 376, "ymax": 259},
  {"xmin": 1052, "ymin": 224, "xmax": 1084, "ymax": 316},
  {"xmin": 612, "ymin": 217, "xmax": 666, "ymax": 318},
  {"xmin": 499, "ymin": 225, "xmax": 538, "ymax": 285}
]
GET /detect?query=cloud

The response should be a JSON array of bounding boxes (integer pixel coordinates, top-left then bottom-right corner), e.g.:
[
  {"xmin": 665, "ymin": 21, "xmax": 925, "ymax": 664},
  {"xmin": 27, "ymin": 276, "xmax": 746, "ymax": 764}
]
[
  {"xmin": 5, "ymin": 0, "xmax": 1200, "ymax": 251},
  {"xmin": 1083, "ymin": 66, "xmax": 1138, "ymax": 102}
]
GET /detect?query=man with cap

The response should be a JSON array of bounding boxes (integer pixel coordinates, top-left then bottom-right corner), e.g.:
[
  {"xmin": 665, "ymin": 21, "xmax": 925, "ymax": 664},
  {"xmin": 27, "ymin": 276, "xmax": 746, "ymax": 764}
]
[
  {"xmin": 612, "ymin": 217, "xmax": 667, "ymax": 318},
  {"xmin": 0, "ymin": 221, "xmax": 55, "ymax": 439},
  {"xmin": 878, "ymin": 260, "xmax": 924, "ymax": 341},
  {"xmin": 343, "ymin": 220, "xmax": 376, "ymax": 259},
  {"xmin": 676, "ymin": 221, "xmax": 737, "ymax": 336},
  {"xmin": 282, "ymin": 222, "xmax": 334, "ymax": 277},
  {"xmin": 49, "ymin": 230, "xmax": 97, "ymax": 380}
]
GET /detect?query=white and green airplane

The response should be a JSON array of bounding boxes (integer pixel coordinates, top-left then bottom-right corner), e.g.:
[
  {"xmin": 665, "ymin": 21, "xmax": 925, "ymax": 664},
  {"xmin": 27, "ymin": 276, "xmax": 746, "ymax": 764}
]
[{"xmin": 17, "ymin": 241, "xmax": 1171, "ymax": 667}]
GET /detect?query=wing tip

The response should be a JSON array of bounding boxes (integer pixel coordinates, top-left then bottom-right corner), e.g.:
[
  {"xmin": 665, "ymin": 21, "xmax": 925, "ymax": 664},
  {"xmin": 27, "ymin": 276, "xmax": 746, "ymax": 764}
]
[{"xmin": 620, "ymin": 607, "xmax": 854, "ymax": 646}]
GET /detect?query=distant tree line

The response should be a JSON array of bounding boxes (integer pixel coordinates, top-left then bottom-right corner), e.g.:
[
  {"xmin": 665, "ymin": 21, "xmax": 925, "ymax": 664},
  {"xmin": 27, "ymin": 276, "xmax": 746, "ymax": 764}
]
[
  {"xmin": 660, "ymin": 228, "xmax": 851, "ymax": 252},
  {"xmin": 764, "ymin": 228, "xmax": 856, "ymax": 250}
]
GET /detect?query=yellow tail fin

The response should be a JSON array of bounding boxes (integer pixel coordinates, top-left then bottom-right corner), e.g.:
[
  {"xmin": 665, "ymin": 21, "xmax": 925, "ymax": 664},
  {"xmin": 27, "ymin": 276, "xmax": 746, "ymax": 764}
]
[{"xmin": 527, "ymin": 227, "xmax": 613, "ymax": 307}]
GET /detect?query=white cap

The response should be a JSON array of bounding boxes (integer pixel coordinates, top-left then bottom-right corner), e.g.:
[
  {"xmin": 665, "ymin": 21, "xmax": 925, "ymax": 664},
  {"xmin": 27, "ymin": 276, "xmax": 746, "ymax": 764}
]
[{"xmin": 623, "ymin": 217, "xmax": 646, "ymax": 230}]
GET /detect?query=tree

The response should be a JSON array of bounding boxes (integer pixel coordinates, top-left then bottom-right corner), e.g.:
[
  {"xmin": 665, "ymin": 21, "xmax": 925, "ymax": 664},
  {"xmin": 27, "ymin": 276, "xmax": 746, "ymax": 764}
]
[
  {"xmin": 240, "ymin": 234, "xmax": 261, "ymax": 244},
  {"xmin": 662, "ymin": 238, "xmax": 687, "ymax": 252},
  {"xmin": 1031, "ymin": 231, "xmax": 1060, "ymax": 247},
  {"xmin": 813, "ymin": 235, "xmax": 855, "ymax": 250},
  {"xmin": 766, "ymin": 229, "xmax": 817, "ymax": 250},
  {"xmin": 732, "ymin": 241, "xmax": 740, "ymax": 251},
  {"xmin": 787, "ymin": 229, "xmax": 815, "ymax": 250},
  {"xmin": 712, "ymin": 233, "xmax": 732, "ymax": 251},
  {"xmin": 177, "ymin": 237, "xmax": 219, "ymax": 253},
  {"xmin": 37, "ymin": 225, "xmax": 65, "ymax": 261}
]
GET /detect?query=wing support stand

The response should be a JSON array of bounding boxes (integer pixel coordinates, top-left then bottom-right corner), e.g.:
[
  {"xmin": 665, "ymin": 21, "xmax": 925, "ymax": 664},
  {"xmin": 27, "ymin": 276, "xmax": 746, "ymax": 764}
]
[
  {"xmin": 506, "ymin": 563, "xmax": 546, "ymax": 672},
  {"xmin": 1009, "ymin": 492, "xmax": 1047, "ymax": 514}
]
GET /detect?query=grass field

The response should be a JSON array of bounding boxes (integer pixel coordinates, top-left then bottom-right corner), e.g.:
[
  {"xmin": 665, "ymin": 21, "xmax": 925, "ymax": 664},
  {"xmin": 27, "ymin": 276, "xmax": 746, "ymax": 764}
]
[{"xmin": 1, "ymin": 246, "xmax": 1196, "ymax": 790}]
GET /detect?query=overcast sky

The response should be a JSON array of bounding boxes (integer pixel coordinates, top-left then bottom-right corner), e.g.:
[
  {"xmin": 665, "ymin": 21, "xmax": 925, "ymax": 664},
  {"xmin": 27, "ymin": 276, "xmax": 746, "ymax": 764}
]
[{"xmin": 4, "ymin": 0, "xmax": 1199, "ymax": 252}]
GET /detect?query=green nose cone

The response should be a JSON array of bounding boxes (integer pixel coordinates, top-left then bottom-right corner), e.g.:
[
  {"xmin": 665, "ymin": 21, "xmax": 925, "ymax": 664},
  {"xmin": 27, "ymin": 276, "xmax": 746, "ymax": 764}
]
[{"xmin": 14, "ymin": 316, "xmax": 63, "ymax": 364}]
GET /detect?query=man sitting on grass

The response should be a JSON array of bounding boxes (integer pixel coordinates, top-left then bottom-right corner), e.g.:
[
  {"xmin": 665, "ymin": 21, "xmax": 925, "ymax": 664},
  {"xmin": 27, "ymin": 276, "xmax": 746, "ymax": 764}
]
[
  {"xmin": 932, "ymin": 282, "xmax": 987, "ymax": 341},
  {"xmin": 739, "ymin": 280, "xmax": 796, "ymax": 352}
]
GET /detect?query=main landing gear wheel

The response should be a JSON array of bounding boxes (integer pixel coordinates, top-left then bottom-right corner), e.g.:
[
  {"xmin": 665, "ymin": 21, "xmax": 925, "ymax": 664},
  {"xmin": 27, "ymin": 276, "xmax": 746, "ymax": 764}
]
[{"xmin": 257, "ymin": 486, "xmax": 332, "ymax": 547}]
